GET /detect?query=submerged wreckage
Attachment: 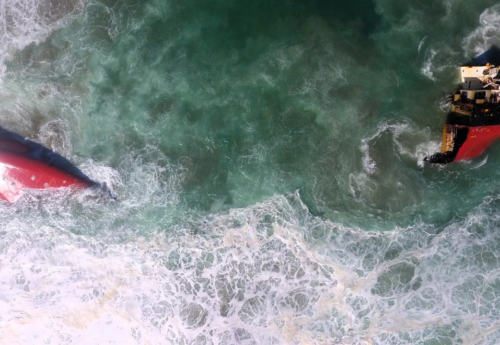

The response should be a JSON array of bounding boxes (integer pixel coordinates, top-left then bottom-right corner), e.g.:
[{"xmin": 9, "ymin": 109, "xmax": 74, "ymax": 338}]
[{"xmin": 425, "ymin": 47, "xmax": 500, "ymax": 164}]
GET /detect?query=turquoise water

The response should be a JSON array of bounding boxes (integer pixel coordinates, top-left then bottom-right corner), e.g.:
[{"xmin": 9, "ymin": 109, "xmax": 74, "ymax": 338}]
[{"xmin": 2, "ymin": 0, "xmax": 500, "ymax": 344}]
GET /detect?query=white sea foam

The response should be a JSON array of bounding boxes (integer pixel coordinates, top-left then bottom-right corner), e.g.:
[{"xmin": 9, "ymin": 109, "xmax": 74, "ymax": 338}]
[
  {"xmin": 358, "ymin": 122, "xmax": 406, "ymax": 175},
  {"xmin": 463, "ymin": 4, "xmax": 500, "ymax": 58},
  {"xmin": 420, "ymin": 46, "xmax": 456, "ymax": 81},
  {"xmin": 415, "ymin": 140, "xmax": 441, "ymax": 167},
  {"xmin": 0, "ymin": 193, "xmax": 336, "ymax": 344},
  {"xmin": 417, "ymin": 36, "xmax": 427, "ymax": 53},
  {"xmin": 36, "ymin": 119, "xmax": 73, "ymax": 156},
  {"xmin": 359, "ymin": 121, "xmax": 433, "ymax": 169},
  {"xmin": 469, "ymin": 155, "xmax": 489, "ymax": 169},
  {"xmin": 2, "ymin": 191, "xmax": 500, "ymax": 344},
  {"xmin": 0, "ymin": 0, "xmax": 84, "ymax": 76},
  {"xmin": 360, "ymin": 139, "xmax": 378, "ymax": 176}
]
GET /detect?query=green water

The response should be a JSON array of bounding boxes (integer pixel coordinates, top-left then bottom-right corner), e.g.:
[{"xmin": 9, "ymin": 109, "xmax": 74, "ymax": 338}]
[
  {"xmin": 7, "ymin": 0, "xmax": 498, "ymax": 229},
  {"xmin": 2, "ymin": 0, "xmax": 500, "ymax": 344}
]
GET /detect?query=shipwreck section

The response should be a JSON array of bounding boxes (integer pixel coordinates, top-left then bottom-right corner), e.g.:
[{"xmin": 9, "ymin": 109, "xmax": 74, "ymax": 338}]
[
  {"xmin": 425, "ymin": 57, "xmax": 500, "ymax": 164},
  {"xmin": 0, "ymin": 127, "xmax": 96, "ymax": 203}
]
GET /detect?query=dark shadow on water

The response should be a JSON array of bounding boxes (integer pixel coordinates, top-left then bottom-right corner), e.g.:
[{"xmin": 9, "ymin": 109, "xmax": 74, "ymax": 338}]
[
  {"xmin": 164, "ymin": 0, "xmax": 381, "ymax": 57},
  {"xmin": 224, "ymin": 0, "xmax": 382, "ymax": 45},
  {"xmin": 312, "ymin": 0, "xmax": 381, "ymax": 34},
  {"xmin": 464, "ymin": 45, "xmax": 500, "ymax": 66}
]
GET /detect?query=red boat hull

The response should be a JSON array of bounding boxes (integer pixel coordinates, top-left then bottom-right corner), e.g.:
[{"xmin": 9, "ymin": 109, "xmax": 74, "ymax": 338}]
[
  {"xmin": 0, "ymin": 152, "xmax": 93, "ymax": 203},
  {"xmin": 0, "ymin": 126, "xmax": 97, "ymax": 203},
  {"xmin": 455, "ymin": 125, "xmax": 500, "ymax": 161}
]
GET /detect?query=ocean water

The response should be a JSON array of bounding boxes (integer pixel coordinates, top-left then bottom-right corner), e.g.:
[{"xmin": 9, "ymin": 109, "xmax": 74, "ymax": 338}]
[{"xmin": 2, "ymin": 0, "xmax": 500, "ymax": 344}]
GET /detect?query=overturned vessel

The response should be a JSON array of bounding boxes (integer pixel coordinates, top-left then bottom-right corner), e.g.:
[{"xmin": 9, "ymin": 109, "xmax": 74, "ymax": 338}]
[
  {"xmin": 0, "ymin": 126, "xmax": 96, "ymax": 203},
  {"xmin": 425, "ymin": 48, "xmax": 500, "ymax": 164}
]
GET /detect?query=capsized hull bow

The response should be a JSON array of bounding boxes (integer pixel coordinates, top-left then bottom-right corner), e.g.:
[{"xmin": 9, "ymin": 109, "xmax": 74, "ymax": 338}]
[{"xmin": 0, "ymin": 126, "xmax": 96, "ymax": 203}]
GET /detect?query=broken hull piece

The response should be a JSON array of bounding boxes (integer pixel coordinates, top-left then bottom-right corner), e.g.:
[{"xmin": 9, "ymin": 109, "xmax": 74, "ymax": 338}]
[
  {"xmin": 425, "ymin": 47, "xmax": 500, "ymax": 164},
  {"xmin": 0, "ymin": 126, "xmax": 96, "ymax": 203},
  {"xmin": 425, "ymin": 124, "xmax": 500, "ymax": 164}
]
